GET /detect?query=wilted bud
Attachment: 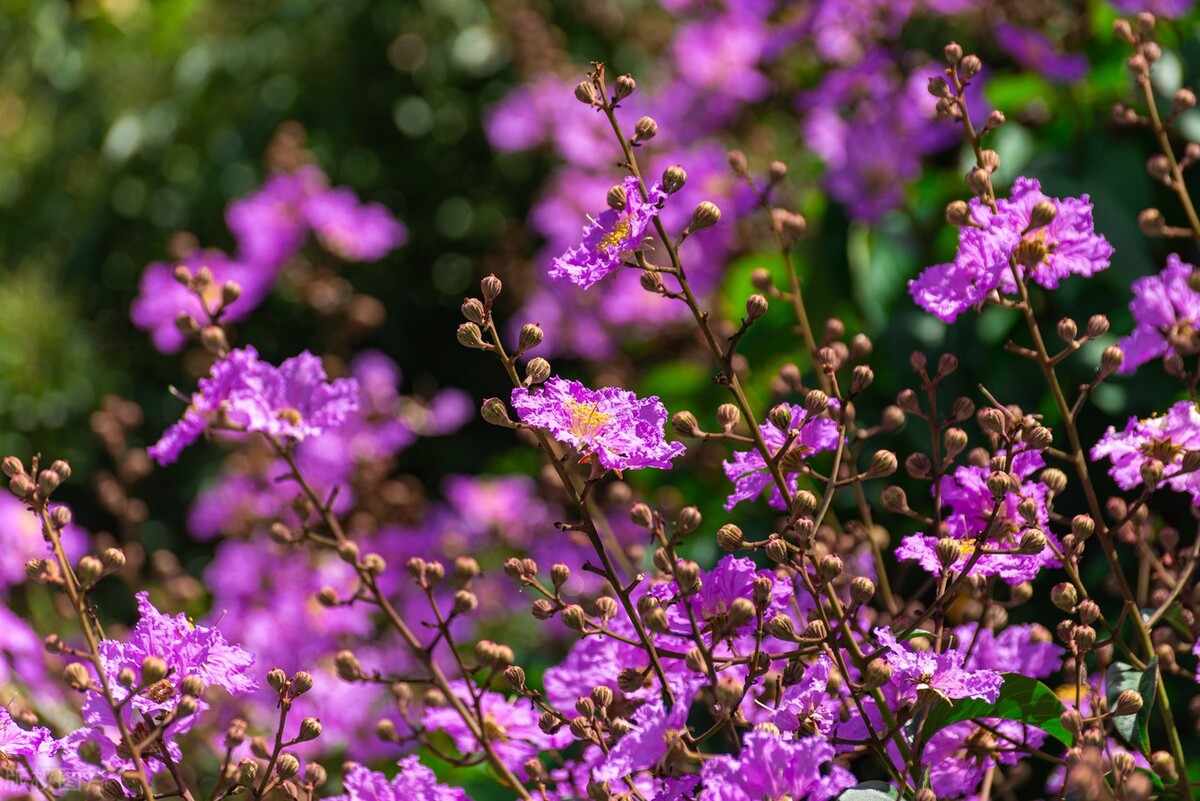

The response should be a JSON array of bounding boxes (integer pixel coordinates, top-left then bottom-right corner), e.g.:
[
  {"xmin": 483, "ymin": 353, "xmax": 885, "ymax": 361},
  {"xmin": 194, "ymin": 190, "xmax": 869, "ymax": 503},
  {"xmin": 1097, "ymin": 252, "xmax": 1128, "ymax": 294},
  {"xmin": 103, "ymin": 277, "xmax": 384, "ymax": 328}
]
[
  {"xmin": 688, "ymin": 201, "xmax": 721, "ymax": 232},
  {"xmin": 1114, "ymin": 689, "xmax": 1144, "ymax": 716},
  {"xmin": 633, "ymin": 116, "xmax": 658, "ymax": 141},
  {"xmin": 662, "ymin": 164, "xmax": 687, "ymax": 194},
  {"xmin": 614, "ymin": 74, "xmax": 636, "ymax": 100},
  {"xmin": 716, "ymin": 523, "xmax": 744, "ymax": 551}
]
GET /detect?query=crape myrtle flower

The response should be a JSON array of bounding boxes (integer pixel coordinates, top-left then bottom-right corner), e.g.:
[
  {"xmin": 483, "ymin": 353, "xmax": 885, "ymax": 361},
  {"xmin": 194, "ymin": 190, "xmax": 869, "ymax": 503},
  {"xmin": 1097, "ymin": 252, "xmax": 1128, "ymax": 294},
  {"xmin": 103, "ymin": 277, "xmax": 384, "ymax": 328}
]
[
  {"xmin": 130, "ymin": 250, "xmax": 275, "ymax": 354},
  {"xmin": 226, "ymin": 166, "xmax": 326, "ymax": 272},
  {"xmin": 593, "ymin": 678, "xmax": 702, "ymax": 783},
  {"xmin": 699, "ymin": 728, "xmax": 855, "ymax": 801},
  {"xmin": 0, "ymin": 493, "xmax": 87, "ymax": 596},
  {"xmin": 955, "ymin": 622, "xmax": 1062, "ymax": 678},
  {"xmin": 768, "ymin": 655, "xmax": 837, "ymax": 738},
  {"xmin": 1110, "ymin": 0, "xmax": 1192, "ymax": 15},
  {"xmin": 510, "ymin": 377, "xmax": 685, "ymax": 472},
  {"xmin": 660, "ymin": 555, "xmax": 792, "ymax": 640},
  {"xmin": 0, "ymin": 705, "xmax": 55, "ymax": 763},
  {"xmin": 925, "ymin": 719, "xmax": 1047, "ymax": 798},
  {"xmin": 148, "ymin": 347, "xmax": 360, "ymax": 466},
  {"xmin": 911, "ymin": 177, "xmax": 1113, "ymax": 322},
  {"xmin": 1117, "ymin": 254, "xmax": 1200, "ymax": 373},
  {"xmin": 874, "ymin": 627, "xmax": 1004, "ymax": 704},
  {"xmin": 326, "ymin": 757, "xmax": 468, "ymax": 801},
  {"xmin": 422, "ymin": 683, "xmax": 571, "ymax": 776},
  {"xmin": 995, "ymin": 23, "xmax": 1088, "ymax": 83},
  {"xmin": 549, "ymin": 176, "xmax": 668, "ymax": 289},
  {"xmin": 896, "ymin": 450, "xmax": 1062, "ymax": 584},
  {"xmin": 1092, "ymin": 400, "xmax": 1200, "ymax": 504},
  {"xmin": 302, "ymin": 187, "xmax": 408, "ymax": 262},
  {"xmin": 722, "ymin": 401, "xmax": 839, "ymax": 511}
]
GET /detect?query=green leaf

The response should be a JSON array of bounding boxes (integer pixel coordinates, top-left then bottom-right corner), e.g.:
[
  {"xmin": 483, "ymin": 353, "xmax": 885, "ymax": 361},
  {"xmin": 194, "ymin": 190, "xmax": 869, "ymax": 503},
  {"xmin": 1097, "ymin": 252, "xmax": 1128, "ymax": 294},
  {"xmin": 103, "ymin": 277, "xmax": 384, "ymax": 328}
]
[
  {"xmin": 1105, "ymin": 657, "xmax": 1158, "ymax": 756},
  {"xmin": 918, "ymin": 673, "xmax": 1071, "ymax": 757},
  {"xmin": 836, "ymin": 782, "xmax": 899, "ymax": 800}
]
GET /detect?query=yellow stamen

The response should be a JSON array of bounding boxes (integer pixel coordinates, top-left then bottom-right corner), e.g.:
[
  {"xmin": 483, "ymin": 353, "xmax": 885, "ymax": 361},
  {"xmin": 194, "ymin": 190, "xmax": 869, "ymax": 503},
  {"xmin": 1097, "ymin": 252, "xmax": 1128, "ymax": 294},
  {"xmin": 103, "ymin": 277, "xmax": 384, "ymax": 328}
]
[
  {"xmin": 276, "ymin": 408, "xmax": 304, "ymax": 426},
  {"xmin": 595, "ymin": 217, "xmax": 632, "ymax": 253},
  {"xmin": 563, "ymin": 399, "xmax": 612, "ymax": 438}
]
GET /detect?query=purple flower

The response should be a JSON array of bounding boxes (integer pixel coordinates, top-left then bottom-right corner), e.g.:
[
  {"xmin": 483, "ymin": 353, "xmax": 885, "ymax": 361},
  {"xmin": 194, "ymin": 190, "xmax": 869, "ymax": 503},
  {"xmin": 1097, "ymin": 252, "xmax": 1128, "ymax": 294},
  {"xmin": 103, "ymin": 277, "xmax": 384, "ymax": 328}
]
[
  {"xmin": 722, "ymin": 403, "xmax": 840, "ymax": 511},
  {"xmin": 328, "ymin": 757, "xmax": 469, "ymax": 801},
  {"xmin": 874, "ymin": 627, "xmax": 1004, "ymax": 703},
  {"xmin": 1092, "ymin": 400, "xmax": 1200, "ymax": 503},
  {"xmin": 1110, "ymin": 0, "xmax": 1192, "ymax": 16},
  {"xmin": 896, "ymin": 451, "xmax": 1062, "ymax": 584},
  {"xmin": 0, "ymin": 706, "xmax": 53, "ymax": 761},
  {"xmin": 956, "ymin": 622, "xmax": 1062, "ymax": 679},
  {"xmin": 911, "ymin": 177, "xmax": 1113, "ymax": 321},
  {"xmin": 700, "ymin": 729, "xmax": 855, "ymax": 801},
  {"xmin": 130, "ymin": 250, "xmax": 275, "ymax": 354},
  {"xmin": 925, "ymin": 719, "xmax": 1046, "ymax": 798},
  {"xmin": 593, "ymin": 679, "xmax": 701, "ymax": 783},
  {"xmin": 549, "ymin": 176, "xmax": 667, "ymax": 289},
  {"xmin": 510, "ymin": 377, "xmax": 685, "ymax": 472},
  {"xmin": 664, "ymin": 555, "xmax": 791, "ymax": 639},
  {"xmin": 148, "ymin": 347, "xmax": 360, "ymax": 465},
  {"xmin": 0, "ymin": 494, "xmax": 87, "ymax": 596},
  {"xmin": 302, "ymin": 188, "xmax": 407, "ymax": 262},
  {"xmin": 769, "ymin": 656, "xmax": 836, "ymax": 737},
  {"xmin": 422, "ymin": 683, "xmax": 570, "ymax": 775},
  {"xmin": 227, "ymin": 166, "xmax": 325, "ymax": 271},
  {"xmin": 995, "ymin": 24, "xmax": 1088, "ymax": 83},
  {"xmin": 1118, "ymin": 254, "xmax": 1200, "ymax": 373}
]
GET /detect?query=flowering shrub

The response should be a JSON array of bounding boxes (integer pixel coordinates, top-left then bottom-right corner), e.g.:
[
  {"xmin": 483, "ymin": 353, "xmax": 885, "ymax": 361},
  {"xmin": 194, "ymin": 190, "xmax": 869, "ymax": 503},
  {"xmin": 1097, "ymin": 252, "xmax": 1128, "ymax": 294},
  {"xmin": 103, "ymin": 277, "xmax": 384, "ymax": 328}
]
[{"xmin": 5, "ymin": 4, "xmax": 1200, "ymax": 801}]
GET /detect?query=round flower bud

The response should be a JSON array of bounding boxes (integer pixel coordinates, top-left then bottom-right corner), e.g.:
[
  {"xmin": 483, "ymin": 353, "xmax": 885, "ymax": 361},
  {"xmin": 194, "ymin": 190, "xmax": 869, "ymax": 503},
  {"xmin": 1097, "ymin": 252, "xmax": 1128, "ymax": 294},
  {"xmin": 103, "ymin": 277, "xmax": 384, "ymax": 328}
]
[
  {"xmin": 936, "ymin": 537, "xmax": 963, "ymax": 567},
  {"xmin": 767, "ymin": 614, "xmax": 796, "ymax": 641},
  {"xmin": 1085, "ymin": 314, "xmax": 1110, "ymax": 339},
  {"xmin": 480, "ymin": 397, "xmax": 515, "ymax": 428},
  {"xmin": 772, "ymin": 209, "xmax": 807, "ymax": 242},
  {"xmin": 1151, "ymin": 752, "xmax": 1178, "ymax": 783},
  {"xmin": 630, "ymin": 502, "xmax": 654, "ymax": 528},
  {"xmin": 221, "ymin": 281, "xmax": 242, "ymax": 307},
  {"xmin": 633, "ymin": 116, "xmax": 658, "ymax": 141},
  {"xmin": 662, "ymin": 164, "xmax": 687, "ymax": 194},
  {"xmin": 676, "ymin": 560, "xmax": 702, "ymax": 595},
  {"xmin": 614, "ymin": 74, "xmax": 636, "ymax": 100},
  {"xmin": 905, "ymin": 453, "xmax": 931, "ymax": 479},
  {"xmin": 180, "ymin": 675, "xmax": 204, "ymax": 698},
  {"xmin": 237, "ymin": 759, "xmax": 258, "ymax": 786},
  {"xmin": 1073, "ymin": 625, "xmax": 1096, "ymax": 651},
  {"xmin": 199, "ymin": 325, "xmax": 229, "ymax": 355},
  {"xmin": 864, "ymin": 658, "xmax": 893, "ymax": 689},
  {"xmin": 520, "ymin": 357, "xmax": 551, "ymax": 385},
  {"xmin": 606, "ymin": 184, "xmax": 627, "ymax": 211},
  {"xmin": 959, "ymin": 54, "xmax": 981, "ymax": 78},
  {"xmin": 480, "ymin": 274, "xmax": 502, "ymax": 301},
  {"xmin": 715, "ymin": 403, "xmax": 740, "ymax": 431},
  {"xmin": 574, "ymin": 80, "xmax": 599, "ymax": 105},
  {"xmin": 945, "ymin": 200, "xmax": 973, "ymax": 227},
  {"xmin": 765, "ymin": 537, "xmax": 789, "ymax": 563},
  {"xmin": 684, "ymin": 647, "xmax": 707, "ymax": 674},
  {"xmin": 291, "ymin": 671, "xmax": 314, "ymax": 695},
  {"xmin": 716, "ymin": 523, "xmax": 744, "ymax": 551},
  {"xmin": 503, "ymin": 666, "xmax": 526, "ymax": 690},
  {"xmin": 801, "ymin": 620, "xmax": 828, "ymax": 641},
  {"xmin": 1018, "ymin": 529, "xmax": 1047, "ymax": 555},
  {"xmin": 944, "ymin": 42, "xmax": 963, "ymax": 63},
  {"xmin": 727, "ymin": 597, "xmax": 756, "ymax": 631},
  {"xmin": 518, "ymin": 323, "xmax": 543, "ymax": 352},
  {"xmin": 792, "ymin": 490, "xmax": 818, "ymax": 517},
  {"xmin": 676, "ymin": 506, "xmax": 702, "ymax": 535},
  {"xmin": 750, "ymin": 268, "xmax": 773, "ymax": 292},
  {"xmin": 727, "ymin": 149, "xmax": 749, "ymax": 175},
  {"xmin": 334, "ymin": 651, "xmax": 362, "ymax": 682},
  {"xmin": 913, "ymin": 789, "xmax": 937, "ymax": 801},
  {"xmin": 304, "ymin": 763, "xmax": 328, "ymax": 788},
  {"xmin": 817, "ymin": 554, "xmax": 843, "ymax": 583},
  {"xmin": 1101, "ymin": 345, "xmax": 1125, "ymax": 374},
  {"xmin": 175, "ymin": 695, "xmax": 198, "ymax": 717},
  {"xmin": 850, "ymin": 576, "xmax": 876, "ymax": 605},
  {"xmin": 141, "ymin": 656, "xmax": 168, "ymax": 685},
  {"xmin": 550, "ymin": 563, "xmax": 571, "ymax": 588},
  {"xmin": 297, "ymin": 717, "xmax": 323, "ymax": 742},
  {"xmin": 1114, "ymin": 689, "xmax": 1144, "ymax": 716},
  {"xmin": 453, "ymin": 590, "xmax": 479, "ymax": 615},
  {"xmin": 77, "ymin": 556, "xmax": 103, "ymax": 586},
  {"xmin": 688, "ymin": 201, "xmax": 722, "ymax": 232},
  {"xmin": 868, "ymin": 450, "xmax": 898, "ymax": 478},
  {"xmin": 1, "ymin": 456, "xmax": 23, "ymax": 478},
  {"xmin": 275, "ymin": 753, "xmax": 300, "ymax": 779},
  {"xmin": 746, "ymin": 294, "xmax": 769, "ymax": 321},
  {"xmin": 456, "ymin": 323, "xmax": 486, "ymax": 349},
  {"xmin": 805, "ymin": 390, "xmax": 830, "ymax": 415},
  {"xmin": 561, "ymin": 605, "xmax": 587, "ymax": 632},
  {"xmin": 768, "ymin": 404, "xmax": 792, "ymax": 431},
  {"xmin": 64, "ymin": 663, "xmax": 91, "ymax": 691},
  {"xmin": 671, "ymin": 410, "xmax": 699, "ymax": 437},
  {"xmin": 851, "ymin": 365, "xmax": 874, "ymax": 394},
  {"xmin": 594, "ymin": 597, "xmax": 618, "ymax": 620}
]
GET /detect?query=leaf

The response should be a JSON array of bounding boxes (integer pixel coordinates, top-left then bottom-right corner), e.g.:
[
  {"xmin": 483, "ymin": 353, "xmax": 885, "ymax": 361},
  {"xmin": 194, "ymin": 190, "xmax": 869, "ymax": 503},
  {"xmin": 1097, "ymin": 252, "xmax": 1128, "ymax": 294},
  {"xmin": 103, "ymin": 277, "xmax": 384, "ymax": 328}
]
[
  {"xmin": 1105, "ymin": 657, "xmax": 1158, "ymax": 755},
  {"xmin": 918, "ymin": 673, "xmax": 1071, "ymax": 757},
  {"xmin": 836, "ymin": 782, "xmax": 899, "ymax": 800}
]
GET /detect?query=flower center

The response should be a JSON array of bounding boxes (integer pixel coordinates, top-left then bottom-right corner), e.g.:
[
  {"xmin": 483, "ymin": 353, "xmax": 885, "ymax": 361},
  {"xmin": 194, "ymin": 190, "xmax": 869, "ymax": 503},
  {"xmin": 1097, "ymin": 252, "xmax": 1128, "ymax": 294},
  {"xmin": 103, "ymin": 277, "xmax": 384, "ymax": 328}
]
[
  {"xmin": 595, "ymin": 217, "xmax": 632, "ymax": 253},
  {"xmin": 276, "ymin": 407, "xmax": 304, "ymax": 426},
  {"xmin": 1140, "ymin": 436, "xmax": 1183, "ymax": 464},
  {"xmin": 563, "ymin": 399, "xmax": 612, "ymax": 438}
]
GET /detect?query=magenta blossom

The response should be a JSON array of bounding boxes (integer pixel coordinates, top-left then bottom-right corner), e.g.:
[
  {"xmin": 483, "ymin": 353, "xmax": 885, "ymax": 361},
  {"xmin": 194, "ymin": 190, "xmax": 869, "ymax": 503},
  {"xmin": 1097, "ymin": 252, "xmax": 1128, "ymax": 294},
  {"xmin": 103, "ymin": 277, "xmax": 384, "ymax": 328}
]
[
  {"xmin": 510, "ymin": 377, "xmax": 685, "ymax": 472},
  {"xmin": 700, "ymin": 729, "xmax": 855, "ymax": 801},
  {"xmin": 226, "ymin": 166, "xmax": 325, "ymax": 271},
  {"xmin": 302, "ymin": 187, "xmax": 408, "ymax": 261},
  {"xmin": 911, "ymin": 177, "xmax": 1113, "ymax": 322},
  {"xmin": 925, "ymin": 719, "xmax": 1047, "ymax": 798},
  {"xmin": 1092, "ymin": 400, "xmax": 1200, "ymax": 504},
  {"xmin": 1118, "ymin": 254, "xmax": 1200, "ymax": 373},
  {"xmin": 328, "ymin": 757, "xmax": 468, "ymax": 801},
  {"xmin": 722, "ymin": 402, "xmax": 840, "ymax": 511},
  {"xmin": 148, "ymin": 347, "xmax": 360, "ymax": 466},
  {"xmin": 549, "ymin": 176, "xmax": 667, "ymax": 289},
  {"xmin": 874, "ymin": 627, "xmax": 1004, "ymax": 704}
]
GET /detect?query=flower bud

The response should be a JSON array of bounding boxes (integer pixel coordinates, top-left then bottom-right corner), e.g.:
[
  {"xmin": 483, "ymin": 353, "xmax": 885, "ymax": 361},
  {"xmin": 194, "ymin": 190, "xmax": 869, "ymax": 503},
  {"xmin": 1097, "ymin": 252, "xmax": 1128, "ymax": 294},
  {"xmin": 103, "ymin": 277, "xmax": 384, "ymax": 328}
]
[
  {"xmin": 661, "ymin": 164, "xmax": 687, "ymax": 194},
  {"xmin": 688, "ymin": 201, "xmax": 721, "ymax": 232},
  {"xmin": 334, "ymin": 650, "xmax": 362, "ymax": 682},
  {"xmin": 77, "ymin": 556, "xmax": 103, "ymax": 586},
  {"xmin": 868, "ymin": 450, "xmax": 898, "ymax": 478},
  {"xmin": 480, "ymin": 397, "xmax": 516, "ymax": 428},
  {"xmin": 199, "ymin": 325, "xmax": 228, "ymax": 355},
  {"xmin": 817, "ymin": 554, "xmax": 843, "ymax": 583},
  {"xmin": 460, "ymin": 298, "xmax": 486, "ymax": 325},
  {"xmin": 291, "ymin": 671, "xmax": 314, "ymax": 695},
  {"xmin": 633, "ymin": 116, "xmax": 658, "ymax": 141},
  {"xmin": 1, "ymin": 456, "xmax": 23, "ymax": 478},
  {"xmin": 746, "ymin": 294, "xmax": 769, "ymax": 321},
  {"xmin": 518, "ymin": 323, "xmax": 544, "ymax": 352},
  {"xmin": 945, "ymin": 200, "xmax": 973, "ymax": 227},
  {"xmin": 297, "ymin": 717, "xmax": 323, "ymax": 742},
  {"xmin": 606, "ymin": 184, "xmax": 627, "ymax": 211},
  {"xmin": 676, "ymin": 506, "xmax": 702, "ymax": 535},
  {"xmin": 1101, "ymin": 345, "xmax": 1125, "ymax": 374},
  {"xmin": 304, "ymin": 763, "xmax": 328, "ymax": 787},
  {"xmin": 959, "ymin": 54, "xmax": 981, "ymax": 78},
  {"xmin": 864, "ymin": 658, "xmax": 893, "ymax": 689},
  {"xmin": 768, "ymin": 404, "xmax": 792, "ymax": 431},
  {"xmin": 64, "ymin": 662, "xmax": 91, "ymax": 691},
  {"xmin": 629, "ymin": 502, "xmax": 654, "ymax": 529},
  {"xmin": 966, "ymin": 167, "xmax": 990, "ymax": 195},
  {"xmin": 480, "ymin": 273, "xmax": 502, "ymax": 301},
  {"xmin": 716, "ymin": 403, "xmax": 740, "ymax": 431},
  {"xmin": 614, "ymin": 74, "xmax": 636, "ymax": 100},
  {"xmin": 1114, "ymin": 689, "xmax": 1143, "ymax": 716},
  {"xmin": 850, "ymin": 576, "xmax": 875, "ymax": 604},
  {"xmin": 1028, "ymin": 200, "xmax": 1057, "ymax": 231},
  {"xmin": 457, "ymin": 323, "xmax": 487, "ymax": 350},
  {"xmin": 881, "ymin": 486, "xmax": 908, "ymax": 512},
  {"xmin": 1151, "ymin": 752, "xmax": 1178, "ymax": 783},
  {"xmin": 944, "ymin": 42, "xmax": 963, "ymax": 63},
  {"xmin": 1051, "ymin": 583, "xmax": 1078, "ymax": 612},
  {"xmin": 717, "ymin": 523, "xmax": 744, "ymax": 551},
  {"xmin": 1139, "ymin": 207, "xmax": 1166, "ymax": 236},
  {"xmin": 765, "ymin": 537, "xmax": 789, "ymax": 563},
  {"xmin": 237, "ymin": 759, "xmax": 258, "ymax": 786},
  {"xmin": 986, "ymin": 471, "xmax": 1011, "ymax": 498},
  {"xmin": 524, "ymin": 357, "xmax": 551, "ymax": 385},
  {"xmin": 1073, "ymin": 625, "xmax": 1096, "ymax": 651},
  {"xmin": 1086, "ymin": 314, "xmax": 1110, "ymax": 338},
  {"xmin": 574, "ymin": 80, "xmax": 599, "ymax": 105},
  {"xmin": 767, "ymin": 614, "xmax": 796, "ymax": 640},
  {"xmin": 452, "ymin": 590, "xmax": 478, "ymax": 615},
  {"xmin": 671, "ymin": 410, "xmax": 699, "ymax": 437},
  {"xmin": 936, "ymin": 537, "xmax": 963, "ymax": 567},
  {"xmin": 561, "ymin": 605, "xmax": 586, "ymax": 632},
  {"xmin": 275, "ymin": 753, "xmax": 300, "ymax": 779},
  {"xmin": 684, "ymin": 647, "xmax": 707, "ymax": 674},
  {"xmin": 141, "ymin": 656, "xmax": 168, "ymax": 685}
]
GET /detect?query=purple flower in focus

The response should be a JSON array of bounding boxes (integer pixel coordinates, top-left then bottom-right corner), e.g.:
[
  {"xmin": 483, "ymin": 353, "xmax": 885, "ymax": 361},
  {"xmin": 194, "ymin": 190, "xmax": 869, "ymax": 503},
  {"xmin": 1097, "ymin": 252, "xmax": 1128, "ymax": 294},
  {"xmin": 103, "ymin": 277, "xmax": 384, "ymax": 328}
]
[
  {"xmin": 874, "ymin": 627, "xmax": 1004, "ymax": 703},
  {"xmin": 148, "ymin": 347, "xmax": 360, "ymax": 465},
  {"xmin": 328, "ymin": 757, "xmax": 469, "ymax": 801},
  {"xmin": 0, "ymin": 705, "xmax": 53, "ymax": 761},
  {"xmin": 722, "ymin": 403, "xmax": 839, "ymax": 511},
  {"xmin": 510, "ymin": 377, "xmax": 685, "ymax": 472},
  {"xmin": 665, "ymin": 556, "xmax": 791, "ymax": 639},
  {"xmin": 995, "ymin": 24, "xmax": 1088, "ymax": 83},
  {"xmin": 593, "ymin": 680, "xmax": 701, "ymax": 783},
  {"xmin": 769, "ymin": 656, "xmax": 836, "ymax": 737},
  {"xmin": 700, "ymin": 729, "xmax": 855, "ymax": 801},
  {"xmin": 549, "ymin": 176, "xmax": 667, "ymax": 289},
  {"xmin": 302, "ymin": 188, "xmax": 407, "ymax": 262},
  {"xmin": 130, "ymin": 250, "xmax": 275, "ymax": 354},
  {"xmin": 1117, "ymin": 254, "xmax": 1200, "ymax": 373},
  {"xmin": 1091, "ymin": 400, "xmax": 1200, "ymax": 503},
  {"xmin": 896, "ymin": 451, "xmax": 1062, "ymax": 584},
  {"xmin": 911, "ymin": 177, "xmax": 1113, "ymax": 322}
]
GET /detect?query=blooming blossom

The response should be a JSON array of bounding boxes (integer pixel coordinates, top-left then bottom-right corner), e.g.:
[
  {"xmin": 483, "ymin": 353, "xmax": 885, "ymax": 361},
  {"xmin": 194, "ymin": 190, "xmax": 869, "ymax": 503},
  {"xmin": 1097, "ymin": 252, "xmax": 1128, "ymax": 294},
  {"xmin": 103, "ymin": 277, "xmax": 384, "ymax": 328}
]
[
  {"xmin": 874, "ymin": 627, "xmax": 1004, "ymax": 703},
  {"xmin": 700, "ymin": 729, "xmax": 855, "ymax": 801},
  {"xmin": 549, "ymin": 176, "xmax": 667, "ymax": 289},
  {"xmin": 302, "ymin": 188, "xmax": 408, "ymax": 261},
  {"xmin": 1118, "ymin": 254, "xmax": 1200, "ymax": 373},
  {"xmin": 510, "ymin": 377, "xmax": 685, "ymax": 472},
  {"xmin": 722, "ymin": 403, "xmax": 839, "ymax": 510},
  {"xmin": 995, "ymin": 24, "xmax": 1088, "ymax": 83},
  {"xmin": 593, "ymin": 680, "xmax": 701, "ymax": 783},
  {"xmin": 226, "ymin": 166, "xmax": 326, "ymax": 271},
  {"xmin": 423, "ymin": 684, "xmax": 570, "ymax": 774},
  {"xmin": 911, "ymin": 177, "xmax": 1113, "ymax": 322},
  {"xmin": 956, "ymin": 622, "xmax": 1062, "ymax": 679},
  {"xmin": 148, "ymin": 347, "xmax": 360, "ymax": 465},
  {"xmin": 768, "ymin": 656, "xmax": 836, "ymax": 737},
  {"xmin": 1092, "ymin": 400, "xmax": 1200, "ymax": 504},
  {"xmin": 896, "ymin": 450, "xmax": 1061, "ymax": 584},
  {"xmin": 924, "ymin": 719, "xmax": 1047, "ymax": 798},
  {"xmin": 328, "ymin": 757, "xmax": 469, "ymax": 801}
]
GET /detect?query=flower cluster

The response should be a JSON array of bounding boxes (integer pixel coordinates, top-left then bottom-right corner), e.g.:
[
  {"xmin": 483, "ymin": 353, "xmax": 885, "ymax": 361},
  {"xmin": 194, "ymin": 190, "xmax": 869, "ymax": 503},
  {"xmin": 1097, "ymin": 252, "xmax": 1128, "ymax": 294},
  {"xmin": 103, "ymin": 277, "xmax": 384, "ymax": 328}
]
[{"xmin": 1092, "ymin": 400, "xmax": 1200, "ymax": 504}]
